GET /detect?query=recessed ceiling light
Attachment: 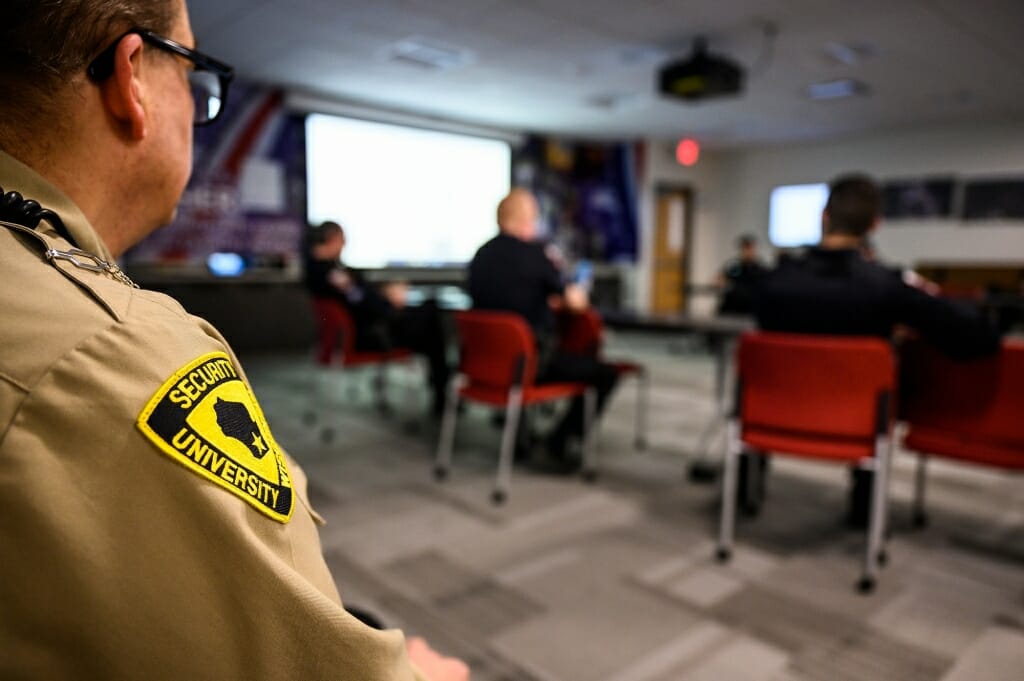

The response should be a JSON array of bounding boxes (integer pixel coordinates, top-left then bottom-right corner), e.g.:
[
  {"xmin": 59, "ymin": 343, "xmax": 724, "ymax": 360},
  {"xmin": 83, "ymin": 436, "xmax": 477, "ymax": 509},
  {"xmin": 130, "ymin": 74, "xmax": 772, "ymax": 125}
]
[
  {"xmin": 387, "ymin": 37, "xmax": 475, "ymax": 71},
  {"xmin": 806, "ymin": 78, "xmax": 869, "ymax": 100},
  {"xmin": 618, "ymin": 46, "xmax": 668, "ymax": 67}
]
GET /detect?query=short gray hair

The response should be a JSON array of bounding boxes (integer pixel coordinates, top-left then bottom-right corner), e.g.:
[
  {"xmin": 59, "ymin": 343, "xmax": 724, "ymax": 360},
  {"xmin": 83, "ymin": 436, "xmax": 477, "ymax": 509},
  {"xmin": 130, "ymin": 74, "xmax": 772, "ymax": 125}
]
[{"xmin": 0, "ymin": 0, "xmax": 178, "ymax": 137}]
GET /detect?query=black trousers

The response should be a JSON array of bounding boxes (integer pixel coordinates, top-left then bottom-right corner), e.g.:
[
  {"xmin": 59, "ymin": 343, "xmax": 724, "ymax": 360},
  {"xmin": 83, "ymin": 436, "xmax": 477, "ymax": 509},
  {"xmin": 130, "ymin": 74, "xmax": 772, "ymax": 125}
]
[
  {"xmin": 538, "ymin": 352, "xmax": 619, "ymax": 443},
  {"xmin": 357, "ymin": 301, "xmax": 451, "ymax": 411}
]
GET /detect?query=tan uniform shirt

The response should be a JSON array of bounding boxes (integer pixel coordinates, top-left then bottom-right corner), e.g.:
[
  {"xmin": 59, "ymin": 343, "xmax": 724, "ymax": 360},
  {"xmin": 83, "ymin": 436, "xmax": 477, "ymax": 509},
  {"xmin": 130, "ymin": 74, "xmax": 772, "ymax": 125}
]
[{"xmin": 0, "ymin": 150, "xmax": 425, "ymax": 680}]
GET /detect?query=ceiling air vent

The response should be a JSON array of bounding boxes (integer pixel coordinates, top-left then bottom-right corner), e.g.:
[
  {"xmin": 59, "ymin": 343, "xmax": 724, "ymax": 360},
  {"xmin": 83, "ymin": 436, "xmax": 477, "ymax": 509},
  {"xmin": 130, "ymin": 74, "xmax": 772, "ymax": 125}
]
[
  {"xmin": 806, "ymin": 78, "xmax": 869, "ymax": 100},
  {"xmin": 388, "ymin": 37, "xmax": 475, "ymax": 72},
  {"xmin": 587, "ymin": 93, "xmax": 644, "ymax": 111}
]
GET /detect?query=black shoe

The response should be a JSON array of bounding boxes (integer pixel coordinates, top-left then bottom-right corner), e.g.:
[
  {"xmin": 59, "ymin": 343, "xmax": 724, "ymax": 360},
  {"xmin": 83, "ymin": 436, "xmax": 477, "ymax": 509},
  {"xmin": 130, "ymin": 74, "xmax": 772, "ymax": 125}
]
[
  {"xmin": 514, "ymin": 436, "xmax": 534, "ymax": 462},
  {"xmin": 544, "ymin": 431, "xmax": 573, "ymax": 461},
  {"xmin": 528, "ymin": 454, "xmax": 582, "ymax": 476}
]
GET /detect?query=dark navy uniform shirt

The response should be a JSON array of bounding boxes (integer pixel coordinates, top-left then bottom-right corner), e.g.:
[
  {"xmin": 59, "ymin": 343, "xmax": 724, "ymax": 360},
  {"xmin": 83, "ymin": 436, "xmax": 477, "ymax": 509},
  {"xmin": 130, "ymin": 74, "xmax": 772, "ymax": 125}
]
[
  {"xmin": 467, "ymin": 233, "xmax": 564, "ymax": 339},
  {"xmin": 303, "ymin": 257, "xmax": 393, "ymax": 348},
  {"xmin": 719, "ymin": 258, "xmax": 768, "ymax": 315},
  {"xmin": 754, "ymin": 248, "xmax": 999, "ymax": 359}
]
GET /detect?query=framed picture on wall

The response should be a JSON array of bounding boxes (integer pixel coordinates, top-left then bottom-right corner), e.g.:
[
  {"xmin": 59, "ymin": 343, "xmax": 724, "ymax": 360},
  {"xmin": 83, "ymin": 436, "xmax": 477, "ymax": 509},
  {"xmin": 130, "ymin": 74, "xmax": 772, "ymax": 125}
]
[
  {"xmin": 881, "ymin": 177, "xmax": 955, "ymax": 219},
  {"xmin": 961, "ymin": 178, "xmax": 1024, "ymax": 221}
]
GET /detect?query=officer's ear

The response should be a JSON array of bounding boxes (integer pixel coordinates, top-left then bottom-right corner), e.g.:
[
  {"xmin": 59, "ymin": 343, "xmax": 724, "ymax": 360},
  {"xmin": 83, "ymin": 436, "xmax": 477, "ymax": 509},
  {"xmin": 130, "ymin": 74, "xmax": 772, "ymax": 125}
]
[{"xmin": 100, "ymin": 33, "xmax": 147, "ymax": 140}]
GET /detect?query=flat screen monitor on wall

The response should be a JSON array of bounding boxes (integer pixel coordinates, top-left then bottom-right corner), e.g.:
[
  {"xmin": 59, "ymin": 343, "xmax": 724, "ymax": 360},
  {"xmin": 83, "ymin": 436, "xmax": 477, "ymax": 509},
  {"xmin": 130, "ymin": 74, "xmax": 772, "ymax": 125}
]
[
  {"xmin": 769, "ymin": 183, "xmax": 828, "ymax": 248},
  {"xmin": 306, "ymin": 114, "xmax": 512, "ymax": 268}
]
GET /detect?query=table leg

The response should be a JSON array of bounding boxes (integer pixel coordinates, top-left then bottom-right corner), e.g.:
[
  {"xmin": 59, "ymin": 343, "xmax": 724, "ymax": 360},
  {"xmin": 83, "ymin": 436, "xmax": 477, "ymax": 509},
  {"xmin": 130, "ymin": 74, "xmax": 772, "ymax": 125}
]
[{"xmin": 688, "ymin": 334, "xmax": 733, "ymax": 483}]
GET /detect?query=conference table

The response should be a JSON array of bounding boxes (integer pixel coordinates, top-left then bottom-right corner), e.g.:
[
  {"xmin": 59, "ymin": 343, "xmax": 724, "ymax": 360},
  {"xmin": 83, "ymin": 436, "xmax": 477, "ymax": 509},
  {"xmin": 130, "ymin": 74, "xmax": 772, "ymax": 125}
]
[{"xmin": 601, "ymin": 311, "xmax": 755, "ymax": 479}]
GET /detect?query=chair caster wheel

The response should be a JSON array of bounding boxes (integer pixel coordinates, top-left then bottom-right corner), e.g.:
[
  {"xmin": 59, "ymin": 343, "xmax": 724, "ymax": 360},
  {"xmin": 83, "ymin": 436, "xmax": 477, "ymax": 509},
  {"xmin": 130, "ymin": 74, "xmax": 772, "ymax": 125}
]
[
  {"xmin": 433, "ymin": 466, "xmax": 448, "ymax": 482},
  {"xmin": 581, "ymin": 469, "xmax": 598, "ymax": 483},
  {"xmin": 739, "ymin": 503, "xmax": 761, "ymax": 518},
  {"xmin": 320, "ymin": 428, "xmax": 334, "ymax": 444},
  {"xmin": 688, "ymin": 462, "xmax": 718, "ymax": 484},
  {"xmin": 857, "ymin": 577, "xmax": 876, "ymax": 594},
  {"xmin": 491, "ymin": 490, "xmax": 507, "ymax": 505},
  {"xmin": 877, "ymin": 550, "xmax": 889, "ymax": 567},
  {"xmin": 912, "ymin": 512, "xmax": 928, "ymax": 529},
  {"xmin": 635, "ymin": 439, "xmax": 648, "ymax": 451},
  {"xmin": 715, "ymin": 547, "xmax": 731, "ymax": 563}
]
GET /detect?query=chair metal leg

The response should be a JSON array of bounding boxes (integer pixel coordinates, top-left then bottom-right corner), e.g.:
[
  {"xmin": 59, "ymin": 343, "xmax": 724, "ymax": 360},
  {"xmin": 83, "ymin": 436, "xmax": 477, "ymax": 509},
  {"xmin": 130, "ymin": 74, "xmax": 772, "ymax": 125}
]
[
  {"xmin": 878, "ymin": 437, "xmax": 895, "ymax": 566},
  {"xmin": 309, "ymin": 366, "xmax": 327, "ymax": 417},
  {"xmin": 693, "ymin": 416, "xmax": 725, "ymax": 469},
  {"xmin": 581, "ymin": 387, "xmax": 598, "ymax": 482},
  {"xmin": 400, "ymin": 357, "xmax": 426, "ymax": 432},
  {"xmin": 716, "ymin": 419, "xmax": 741, "ymax": 562},
  {"xmin": 912, "ymin": 454, "xmax": 929, "ymax": 528},
  {"xmin": 434, "ymin": 376, "xmax": 463, "ymax": 481},
  {"xmin": 374, "ymin": 363, "xmax": 391, "ymax": 415},
  {"xmin": 336, "ymin": 357, "xmax": 358, "ymax": 403},
  {"xmin": 311, "ymin": 368, "xmax": 338, "ymax": 443},
  {"xmin": 493, "ymin": 387, "xmax": 523, "ymax": 504},
  {"xmin": 859, "ymin": 434, "xmax": 891, "ymax": 593},
  {"xmin": 405, "ymin": 358, "xmax": 420, "ymax": 413},
  {"xmin": 634, "ymin": 368, "xmax": 649, "ymax": 451}
]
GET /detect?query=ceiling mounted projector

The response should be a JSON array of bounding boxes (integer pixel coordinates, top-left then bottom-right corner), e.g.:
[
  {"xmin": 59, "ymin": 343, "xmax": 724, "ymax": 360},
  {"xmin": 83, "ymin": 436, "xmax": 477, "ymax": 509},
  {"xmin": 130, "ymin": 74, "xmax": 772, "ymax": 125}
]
[{"xmin": 658, "ymin": 38, "xmax": 745, "ymax": 103}]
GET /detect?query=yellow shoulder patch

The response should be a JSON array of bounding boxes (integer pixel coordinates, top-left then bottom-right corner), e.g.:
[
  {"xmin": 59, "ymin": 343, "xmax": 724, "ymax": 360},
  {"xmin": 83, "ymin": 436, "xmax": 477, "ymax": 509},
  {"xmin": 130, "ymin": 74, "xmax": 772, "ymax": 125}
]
[{"xmin": 137, "ymin": 352, "xmax": 294, "ymax": 523}]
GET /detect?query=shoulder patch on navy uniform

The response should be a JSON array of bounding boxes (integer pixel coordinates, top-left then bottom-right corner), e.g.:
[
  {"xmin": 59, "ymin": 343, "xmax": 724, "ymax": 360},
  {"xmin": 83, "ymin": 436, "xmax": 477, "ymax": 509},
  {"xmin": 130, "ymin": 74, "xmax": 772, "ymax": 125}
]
[{"xmin": 137, "ymin": 352, "xmax": 294, "ymax": 523}]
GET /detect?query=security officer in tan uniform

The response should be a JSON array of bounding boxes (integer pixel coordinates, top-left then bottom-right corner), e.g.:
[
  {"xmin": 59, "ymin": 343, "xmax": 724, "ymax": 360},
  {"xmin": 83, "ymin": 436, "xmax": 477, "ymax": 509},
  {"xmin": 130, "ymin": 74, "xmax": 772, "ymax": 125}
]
[{"xmin": 0, "ymin": 1, "xmax": 467, "ymax": 679}]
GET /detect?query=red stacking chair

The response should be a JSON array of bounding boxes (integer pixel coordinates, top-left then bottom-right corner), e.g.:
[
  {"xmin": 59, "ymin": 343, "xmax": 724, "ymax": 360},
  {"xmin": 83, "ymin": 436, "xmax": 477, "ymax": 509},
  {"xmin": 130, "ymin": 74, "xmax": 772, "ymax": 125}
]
[
  {"xmin": 559, "ymin": 308, "xmax": 650, "ymax": 450},
  {"xmin": 900, "ymin": 339, "xmax": 1024, "ymax": 526},
  {"xmin": 309, "ymin": 297, "xmax": 413, "ymax": 413},
  {"xmin": 716, "ymin": 332, "xmax": 897, "ymax": 592},
  {"xmin": 434, "ymin": 310, "xmax": 597, "ymax": 504}
]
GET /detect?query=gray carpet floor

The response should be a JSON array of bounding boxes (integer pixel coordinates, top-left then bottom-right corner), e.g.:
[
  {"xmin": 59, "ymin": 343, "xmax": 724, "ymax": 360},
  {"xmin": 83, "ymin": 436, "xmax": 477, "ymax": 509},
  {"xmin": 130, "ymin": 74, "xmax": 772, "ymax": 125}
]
[{"xmin": 243, "ymin": 333, "xmax": 1024, "ymax": 681}]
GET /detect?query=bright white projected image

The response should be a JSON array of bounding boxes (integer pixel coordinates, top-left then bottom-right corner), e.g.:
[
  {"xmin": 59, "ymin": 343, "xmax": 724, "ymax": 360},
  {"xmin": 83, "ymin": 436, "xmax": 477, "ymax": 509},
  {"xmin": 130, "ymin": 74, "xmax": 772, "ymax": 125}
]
[
  {"xmin": 306, "ymin": 114, "xmax": 511, "ymax": 268},
  {"xmin": 769, "ymin": 183, "xmax": 828, "ymax": 247}
]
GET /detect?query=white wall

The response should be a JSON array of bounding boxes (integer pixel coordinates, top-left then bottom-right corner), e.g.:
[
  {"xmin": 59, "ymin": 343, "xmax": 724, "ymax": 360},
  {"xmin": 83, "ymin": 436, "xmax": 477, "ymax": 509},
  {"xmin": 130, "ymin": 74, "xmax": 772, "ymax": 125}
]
[
  {"xmin": 636, "ymin": 141, "xmax": 731, "ymax": 314},
  {"xmin": 635, "ymin": 120, "xmax": 1024, "ymax": 314},
  {"xmin": 716, "ymin": 120, "xmax": 1024, "ymax": 268}
]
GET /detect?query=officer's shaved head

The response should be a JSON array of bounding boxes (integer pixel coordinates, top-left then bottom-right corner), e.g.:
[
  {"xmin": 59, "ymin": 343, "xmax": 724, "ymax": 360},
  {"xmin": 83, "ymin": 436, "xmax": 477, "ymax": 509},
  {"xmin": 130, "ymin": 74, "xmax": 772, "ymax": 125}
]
[
  {"xmin": 0, "ymin": 0, "xmax": 178, "ymax": 150},
  {"xmin": 497, "ymin": 188, "xmax": 539, "ymax": 241}
]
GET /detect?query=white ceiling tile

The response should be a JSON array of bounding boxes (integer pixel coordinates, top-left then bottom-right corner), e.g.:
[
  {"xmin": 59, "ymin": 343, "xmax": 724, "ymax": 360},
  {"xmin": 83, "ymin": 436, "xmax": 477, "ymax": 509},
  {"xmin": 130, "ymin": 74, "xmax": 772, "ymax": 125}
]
[{"xmin": 185, "ymin": 0, "xmax": 1024, "ymax": 145}]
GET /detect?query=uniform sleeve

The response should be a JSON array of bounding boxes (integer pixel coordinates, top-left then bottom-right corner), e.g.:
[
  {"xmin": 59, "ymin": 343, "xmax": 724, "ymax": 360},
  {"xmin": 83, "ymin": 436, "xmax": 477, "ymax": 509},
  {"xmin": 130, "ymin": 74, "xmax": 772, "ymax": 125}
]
[
  {"xmin": 538, "ymin": 245, "xmax": 565, "ymax": 296},
  {"xmin": 893, "ymin": 282, "xmax": 1001, "ymax": 360},
  {"xmin": 0, "ymin": 306, "xmax": 425, "ymax": 681},
  {"xmin": 466, "ymin": 250, "xmax": 483, "ymax": 304}
]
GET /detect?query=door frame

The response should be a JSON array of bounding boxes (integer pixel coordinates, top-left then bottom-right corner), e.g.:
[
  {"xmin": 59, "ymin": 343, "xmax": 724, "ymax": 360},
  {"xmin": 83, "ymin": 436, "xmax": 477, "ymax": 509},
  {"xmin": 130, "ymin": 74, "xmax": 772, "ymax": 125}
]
[{"xmin": 653, "ymin": 183, "xmax": 695, "ymax": 313}]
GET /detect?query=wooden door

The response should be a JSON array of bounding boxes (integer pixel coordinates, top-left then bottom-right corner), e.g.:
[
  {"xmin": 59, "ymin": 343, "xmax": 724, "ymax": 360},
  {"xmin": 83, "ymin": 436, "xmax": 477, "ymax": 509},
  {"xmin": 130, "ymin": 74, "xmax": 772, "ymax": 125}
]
[{"xmin": 651, "ymin": 187, "xmax": 691, "ymax": 314}]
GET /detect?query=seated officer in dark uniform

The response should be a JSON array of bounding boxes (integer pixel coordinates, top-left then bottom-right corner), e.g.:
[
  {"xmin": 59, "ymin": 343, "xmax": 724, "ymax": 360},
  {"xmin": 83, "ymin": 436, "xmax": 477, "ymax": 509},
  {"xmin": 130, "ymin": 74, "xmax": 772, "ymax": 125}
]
[
  {"xmin": 754, "ymin": 173, "xmax": 1000, "ymax": 524},
  {"xmin": 305, "ymin": 221, "xmax": 451, "ymax": 417},
  {"xmin": 717, "ymin": 233, "xmax": 768, "ymax": 315},
  {"xmin": 468, "ymin": 188, "xmax": 618, "ymax": 468},
  {"xmin": 756, "ymin": 175, "xmax": 998, "ymax": 357}
]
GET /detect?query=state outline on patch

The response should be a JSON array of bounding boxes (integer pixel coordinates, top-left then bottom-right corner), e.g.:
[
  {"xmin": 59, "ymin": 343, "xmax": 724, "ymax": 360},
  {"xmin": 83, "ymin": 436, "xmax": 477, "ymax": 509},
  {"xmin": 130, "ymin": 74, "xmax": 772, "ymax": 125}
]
[{"xmin": 136, "ymin": 351, "xmax": 294, "ymax": 523}]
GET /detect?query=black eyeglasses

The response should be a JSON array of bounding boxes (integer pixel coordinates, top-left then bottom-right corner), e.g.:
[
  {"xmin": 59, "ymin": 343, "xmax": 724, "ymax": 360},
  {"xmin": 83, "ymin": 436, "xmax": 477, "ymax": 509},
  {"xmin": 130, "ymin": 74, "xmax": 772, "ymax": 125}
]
[{"xmin": 87, "ymin": 29, "xmax": 234, "ymax": 126}]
